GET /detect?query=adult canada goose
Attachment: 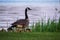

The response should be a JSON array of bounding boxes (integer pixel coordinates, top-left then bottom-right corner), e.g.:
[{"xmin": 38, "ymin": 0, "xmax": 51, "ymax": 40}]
[{"xmin": 7, "ymin": 7, "xmax": 32, "ymax": 32}]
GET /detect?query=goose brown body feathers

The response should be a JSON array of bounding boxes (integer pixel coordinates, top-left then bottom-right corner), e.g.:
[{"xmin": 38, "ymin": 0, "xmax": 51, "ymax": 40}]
[{"xmin": 12, "ymin": 19, "xmax": 29, "ymax": 28}]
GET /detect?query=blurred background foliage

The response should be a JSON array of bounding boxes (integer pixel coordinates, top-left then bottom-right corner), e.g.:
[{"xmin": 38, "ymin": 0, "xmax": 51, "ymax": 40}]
[{"xmin": 31, "ymin": 17, "xmax": 60, "ymax": 32}]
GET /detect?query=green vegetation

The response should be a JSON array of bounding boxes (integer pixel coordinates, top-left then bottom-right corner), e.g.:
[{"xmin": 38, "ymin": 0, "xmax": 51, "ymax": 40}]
[
  {"xmin": 0, "ymin": 32, "xmax": 60, "ymax": 40},
  {"xmin": 0, "ymin": 17, "xmax": 60, "ymax": 40},
  {"xmin": 31, "ymin": 18, "xmax": 60, "ymax": 32}
]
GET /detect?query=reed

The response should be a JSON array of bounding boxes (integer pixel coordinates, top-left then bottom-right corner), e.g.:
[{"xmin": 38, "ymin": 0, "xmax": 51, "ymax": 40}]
[{"xmin": 31, "ymin": 17, "xmax": 60, "ymax": 32}]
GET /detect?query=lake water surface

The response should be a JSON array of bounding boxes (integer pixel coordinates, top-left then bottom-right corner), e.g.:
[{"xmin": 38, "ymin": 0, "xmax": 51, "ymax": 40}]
[{"xmin": 0, "ymin": 5, "xmax": 60, "ymax": 30}]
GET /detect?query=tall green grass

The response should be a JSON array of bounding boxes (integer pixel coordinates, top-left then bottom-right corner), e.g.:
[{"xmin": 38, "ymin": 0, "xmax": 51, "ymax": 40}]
[
  {"xmin": 31, "ymin": 17, "xmax": 60, "ymax": 32},
  {"xmin": 0, "ymin": 32, "xmax": 60, "ymax": 40},
  {"xmin": 57, "ymin": 18, "xmax": 60, "ymax": 32}
]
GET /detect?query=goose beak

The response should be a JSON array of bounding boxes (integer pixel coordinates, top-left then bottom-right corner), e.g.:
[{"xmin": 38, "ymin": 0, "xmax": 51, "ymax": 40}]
[
  {"xmin": 27, "ymin": 7, "xmax": 32, "ymax": 10},
  {"xmin": 29, "ymin": 8, "xmax": 32, "ymax": 10}
]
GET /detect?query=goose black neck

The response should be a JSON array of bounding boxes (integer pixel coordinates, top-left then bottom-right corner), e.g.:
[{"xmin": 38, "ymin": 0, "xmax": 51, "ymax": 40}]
[{"xmin": 25, "ymin": 8, "xmax": 28, "ymax": 19}]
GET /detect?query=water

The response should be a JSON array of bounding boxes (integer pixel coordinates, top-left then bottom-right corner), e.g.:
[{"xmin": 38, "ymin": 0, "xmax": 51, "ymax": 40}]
[{"xmin": 0, "ymin": 5, "xmax": 60, "ymax": 29}]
